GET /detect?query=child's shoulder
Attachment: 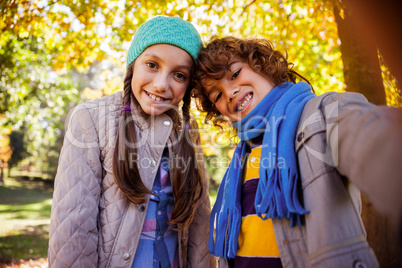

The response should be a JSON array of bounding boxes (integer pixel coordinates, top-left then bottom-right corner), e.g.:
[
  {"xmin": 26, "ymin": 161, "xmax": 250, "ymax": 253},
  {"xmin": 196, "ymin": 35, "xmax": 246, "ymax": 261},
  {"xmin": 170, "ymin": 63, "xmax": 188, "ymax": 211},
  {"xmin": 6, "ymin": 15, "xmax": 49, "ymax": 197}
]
[
  {"xmin": 302, "ymin": 91, "xmax": 372, "ymax": 117},
  {"xmin": 80, "ymin": 91, "xmax": 124, "ymax": 111},
  {"xmin": 297, "ymin": 91, "xmax": 373, "ymax": 132},
  {"xmin": 67, "ymin": 91, "xmax": 124, "ymax": 125}
]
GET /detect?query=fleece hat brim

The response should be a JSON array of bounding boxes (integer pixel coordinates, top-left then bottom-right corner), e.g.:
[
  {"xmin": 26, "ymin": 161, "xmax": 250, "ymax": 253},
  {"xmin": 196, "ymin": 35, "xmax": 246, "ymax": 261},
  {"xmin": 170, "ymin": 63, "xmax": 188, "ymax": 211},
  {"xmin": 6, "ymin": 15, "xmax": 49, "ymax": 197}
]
[{"xmin": 126, "ymin": 16, "xmax": 203, "ymax": 68}]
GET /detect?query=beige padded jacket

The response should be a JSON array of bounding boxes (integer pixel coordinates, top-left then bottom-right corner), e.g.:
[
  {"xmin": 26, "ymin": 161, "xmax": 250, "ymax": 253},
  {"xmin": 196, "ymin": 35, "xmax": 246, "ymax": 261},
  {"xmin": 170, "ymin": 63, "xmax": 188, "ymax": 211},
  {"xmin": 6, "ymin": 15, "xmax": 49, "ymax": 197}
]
[
  {"xmin": 48, "ymin": 92, "xmax": 215, "ymax": 268},
  {"xmin": 217, "ymin": 92, "xmax": 402, "ymax": 268}
]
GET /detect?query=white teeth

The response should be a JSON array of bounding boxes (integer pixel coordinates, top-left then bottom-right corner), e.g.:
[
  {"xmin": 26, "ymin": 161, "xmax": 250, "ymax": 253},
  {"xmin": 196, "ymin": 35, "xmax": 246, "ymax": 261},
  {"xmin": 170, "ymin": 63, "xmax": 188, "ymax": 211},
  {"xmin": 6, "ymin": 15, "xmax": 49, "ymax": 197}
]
[
  {"xmin": 148, "ymin": 92, "xmax": 165, "ymax": 101},
  {"xmin": 238, "ymin": 94, "xmax": 252, "ymax": 111}
]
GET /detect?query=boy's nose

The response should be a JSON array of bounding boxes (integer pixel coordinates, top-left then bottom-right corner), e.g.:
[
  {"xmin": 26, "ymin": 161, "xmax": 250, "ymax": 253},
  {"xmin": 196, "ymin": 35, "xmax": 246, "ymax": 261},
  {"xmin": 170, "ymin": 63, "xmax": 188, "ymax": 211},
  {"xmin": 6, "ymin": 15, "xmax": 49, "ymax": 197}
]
[{"xmin": 227, "ymin": 88, "xmax": 239, "ymax": 103}]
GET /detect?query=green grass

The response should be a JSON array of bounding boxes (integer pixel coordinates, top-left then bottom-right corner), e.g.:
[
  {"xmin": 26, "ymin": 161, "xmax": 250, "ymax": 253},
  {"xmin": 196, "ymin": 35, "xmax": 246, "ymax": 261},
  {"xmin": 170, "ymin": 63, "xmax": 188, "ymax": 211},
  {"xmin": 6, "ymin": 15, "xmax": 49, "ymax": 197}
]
[
  {"xmin": 0, "ymin": 169, "xmax": 218, "ymax": 265},
  {"xmin": 0, "ymin": 171, "xmax": 53, "ymax": 265},
  {"xmin": 0, "ymin": 224, "xmax": 49, "ymax": 264}
]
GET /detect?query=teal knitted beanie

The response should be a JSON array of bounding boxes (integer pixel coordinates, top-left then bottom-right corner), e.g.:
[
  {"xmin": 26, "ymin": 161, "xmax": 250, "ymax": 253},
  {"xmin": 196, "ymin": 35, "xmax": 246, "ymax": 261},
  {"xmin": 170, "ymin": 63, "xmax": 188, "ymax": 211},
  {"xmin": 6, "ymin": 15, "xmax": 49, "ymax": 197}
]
[{"xmin": 126, "ymin": 16, "xmax": 203, "ymax": 68}]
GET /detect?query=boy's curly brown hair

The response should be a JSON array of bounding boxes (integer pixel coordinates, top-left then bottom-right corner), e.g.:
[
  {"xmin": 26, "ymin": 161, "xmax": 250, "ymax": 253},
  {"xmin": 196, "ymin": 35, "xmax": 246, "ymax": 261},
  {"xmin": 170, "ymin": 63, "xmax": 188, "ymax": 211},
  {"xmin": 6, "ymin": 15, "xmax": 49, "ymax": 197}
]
[{"xmin": 193, "ymin": 36, "xmax": 311, "ymax": 127}]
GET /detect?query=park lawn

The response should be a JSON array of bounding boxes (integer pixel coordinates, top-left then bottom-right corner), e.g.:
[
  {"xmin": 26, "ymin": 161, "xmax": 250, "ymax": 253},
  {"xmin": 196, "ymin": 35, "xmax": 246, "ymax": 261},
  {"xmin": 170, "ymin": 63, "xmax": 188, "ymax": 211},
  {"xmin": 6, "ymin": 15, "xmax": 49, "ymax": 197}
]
[
  {"xmin": 0, "ymin": 170, "xmax": 217, "ymax": 266},
  {"xmin": 0, "ymin": 173, "xmax": 53, "ymax": 266}
]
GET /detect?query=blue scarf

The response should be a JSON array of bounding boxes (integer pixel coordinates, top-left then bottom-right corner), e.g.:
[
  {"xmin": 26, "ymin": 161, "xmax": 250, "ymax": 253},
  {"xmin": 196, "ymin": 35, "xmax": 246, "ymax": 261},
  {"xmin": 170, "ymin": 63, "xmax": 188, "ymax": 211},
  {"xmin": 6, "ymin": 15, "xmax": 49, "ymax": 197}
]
[{"xmin": 209, "ymin": 82, "xmax": 316, "ymax": 259}]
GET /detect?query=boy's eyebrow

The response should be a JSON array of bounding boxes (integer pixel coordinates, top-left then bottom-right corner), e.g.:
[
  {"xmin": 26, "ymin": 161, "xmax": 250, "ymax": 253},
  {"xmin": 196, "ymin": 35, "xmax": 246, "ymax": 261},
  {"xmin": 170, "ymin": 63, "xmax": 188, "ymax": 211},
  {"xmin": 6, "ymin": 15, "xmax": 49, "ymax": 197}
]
[
  {"xmin": 228, "ymin": 60, "xmax": 239, "ymax": 67},
  {"xmin": 205, "ymin": 85, "xmax": 215, "ymax": 99},
  {"xmin": 204, "ymin": 61, "xmax": 240, "ymax": 98},
  {"xmin": 203, "ymin": 81, "xmax": 218, "ymax": 100},
  {"xmin": 206, "ymin": 91, "xmax": 213, "ymax": 100},
  {"xmin": 204, "ymin": 60, "xmax": 240, "ymax": 98}
]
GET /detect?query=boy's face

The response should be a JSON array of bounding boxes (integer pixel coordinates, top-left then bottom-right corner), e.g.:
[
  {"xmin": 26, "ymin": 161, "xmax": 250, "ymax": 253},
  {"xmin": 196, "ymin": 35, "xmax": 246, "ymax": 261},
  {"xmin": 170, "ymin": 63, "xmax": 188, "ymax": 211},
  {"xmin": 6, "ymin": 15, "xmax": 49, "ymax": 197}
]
[
  {"xmin": 131, "ymin": 44, "xmax": 193, "ymax": 116},
  {"xmin": 202, "ymin": 58, "xmax": 275, "ymax": 122}
]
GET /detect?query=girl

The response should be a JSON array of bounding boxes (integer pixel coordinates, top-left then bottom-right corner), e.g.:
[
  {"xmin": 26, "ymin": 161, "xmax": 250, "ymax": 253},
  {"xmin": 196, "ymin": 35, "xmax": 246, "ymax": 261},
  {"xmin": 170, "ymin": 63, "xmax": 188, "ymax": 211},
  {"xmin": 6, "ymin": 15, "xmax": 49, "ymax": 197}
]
[
  {"xmin": 48, "ymin": 16, "xmax": 215, "ymax": 268},
  {"xmin": 193, "ymin": 36, "xmax": 402, "ymax": 267}
]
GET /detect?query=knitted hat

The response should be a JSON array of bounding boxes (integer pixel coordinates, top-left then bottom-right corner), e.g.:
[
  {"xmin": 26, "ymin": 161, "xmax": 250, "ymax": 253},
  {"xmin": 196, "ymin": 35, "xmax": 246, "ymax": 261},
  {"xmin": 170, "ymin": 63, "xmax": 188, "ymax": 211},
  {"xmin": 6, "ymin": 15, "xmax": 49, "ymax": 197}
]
[{"xmin": 126, "ymin": 16, "xmax": 203, "ymax": 68}]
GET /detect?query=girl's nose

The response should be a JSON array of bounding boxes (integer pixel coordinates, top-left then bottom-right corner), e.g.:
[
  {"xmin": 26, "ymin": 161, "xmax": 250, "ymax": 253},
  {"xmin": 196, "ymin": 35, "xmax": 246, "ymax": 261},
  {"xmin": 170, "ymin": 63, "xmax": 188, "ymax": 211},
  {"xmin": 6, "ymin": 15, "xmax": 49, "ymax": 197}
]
[{"xmin": 153, "ymin": 73, "xmax": 169, "ymax": 92}]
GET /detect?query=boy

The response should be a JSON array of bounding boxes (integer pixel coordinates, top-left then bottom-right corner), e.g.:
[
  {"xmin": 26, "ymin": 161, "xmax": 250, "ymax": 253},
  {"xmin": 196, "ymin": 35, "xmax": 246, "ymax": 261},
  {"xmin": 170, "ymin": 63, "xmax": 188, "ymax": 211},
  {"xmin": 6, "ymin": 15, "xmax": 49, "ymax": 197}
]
[{"xmin": 193, "ymin": 36, "xmax": 402, "ymax": 267}]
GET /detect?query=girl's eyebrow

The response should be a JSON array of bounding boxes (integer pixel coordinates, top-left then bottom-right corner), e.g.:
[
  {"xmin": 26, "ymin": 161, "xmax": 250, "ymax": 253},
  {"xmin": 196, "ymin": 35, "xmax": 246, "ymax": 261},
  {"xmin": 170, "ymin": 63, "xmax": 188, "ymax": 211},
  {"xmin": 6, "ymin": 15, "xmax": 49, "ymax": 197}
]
[
  {"xmin": 142, "ymin": 52, "xmax": 162, "ymax": 61},
  {"xmin": 142, "ymin": 53, "xmax": 192, "ymax": 71},
  {"xmin": 176, "ymin": 64, "xmax": 192, "ymax": 72}
]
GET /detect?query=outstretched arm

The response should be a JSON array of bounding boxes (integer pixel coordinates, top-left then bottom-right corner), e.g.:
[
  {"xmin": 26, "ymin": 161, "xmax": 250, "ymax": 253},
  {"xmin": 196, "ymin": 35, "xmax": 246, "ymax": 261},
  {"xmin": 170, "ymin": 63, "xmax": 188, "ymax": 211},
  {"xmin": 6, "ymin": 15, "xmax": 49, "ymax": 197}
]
[{"xmin": 324, "ymin": 92, "xmax": 402, "ymax": 222}]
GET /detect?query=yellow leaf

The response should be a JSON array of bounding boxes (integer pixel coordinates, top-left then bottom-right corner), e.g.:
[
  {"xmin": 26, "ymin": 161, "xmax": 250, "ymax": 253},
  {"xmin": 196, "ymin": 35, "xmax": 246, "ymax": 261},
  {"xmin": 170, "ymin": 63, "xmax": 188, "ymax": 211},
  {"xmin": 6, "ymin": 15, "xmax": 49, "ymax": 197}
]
[{"xmin": 19, "ymin": 31, "xmax": 29, "ymax": 38}]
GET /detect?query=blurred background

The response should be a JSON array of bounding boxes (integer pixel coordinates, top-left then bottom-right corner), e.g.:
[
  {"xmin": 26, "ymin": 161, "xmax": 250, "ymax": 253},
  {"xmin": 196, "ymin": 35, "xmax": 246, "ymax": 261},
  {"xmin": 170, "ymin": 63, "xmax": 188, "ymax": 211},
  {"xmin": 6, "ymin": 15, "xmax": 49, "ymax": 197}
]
[{"xmin": 1, "ymin": 0, "xmax": 401, "ymax": 267}]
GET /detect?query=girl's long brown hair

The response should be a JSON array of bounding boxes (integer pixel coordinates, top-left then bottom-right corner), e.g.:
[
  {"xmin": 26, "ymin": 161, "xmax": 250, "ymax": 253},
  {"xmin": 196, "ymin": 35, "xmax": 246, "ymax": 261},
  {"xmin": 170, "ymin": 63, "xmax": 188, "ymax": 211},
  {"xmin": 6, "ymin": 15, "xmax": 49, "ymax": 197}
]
[
  {"xmin": 193, "ymin": 36, "xmax": 312, "ymax": 127},
  {"xmin": 113, "ymin": 63, "xmax": 203, "ymax": 231}
]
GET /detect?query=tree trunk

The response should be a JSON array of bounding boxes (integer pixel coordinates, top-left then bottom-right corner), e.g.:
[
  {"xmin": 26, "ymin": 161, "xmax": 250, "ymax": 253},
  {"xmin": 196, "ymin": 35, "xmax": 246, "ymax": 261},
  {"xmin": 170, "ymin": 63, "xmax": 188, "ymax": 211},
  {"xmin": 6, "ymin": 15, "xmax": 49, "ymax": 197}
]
[
  {"xmin": 6, "ymin": 162, "xmax": 11, "ymax": 178},
  {"xmin": 334, "ymin": 2, "xmax": 386, "ymax": 105},
  {"xmin": 0, "ymin": 165, "xmax": 3, "ymax": 184},
  {"xmin": 334, "ymin": 2, "xmax": 401, "ymax": 267},
  {"xmin": 360, "ymin": 195, "xmax": 401, "ymax": 267},
  {"xmin": 341, "ymin": 0, "xmax": 402, "ymax": 88}
]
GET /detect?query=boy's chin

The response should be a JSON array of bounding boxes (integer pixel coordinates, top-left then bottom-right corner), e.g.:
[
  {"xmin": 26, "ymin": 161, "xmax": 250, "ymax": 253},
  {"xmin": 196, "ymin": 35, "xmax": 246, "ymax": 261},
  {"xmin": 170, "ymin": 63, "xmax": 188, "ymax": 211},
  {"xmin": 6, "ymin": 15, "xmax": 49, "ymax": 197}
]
[{"xmin": 231, "ymin": 112, "xmax": 247, "ymax": 122}]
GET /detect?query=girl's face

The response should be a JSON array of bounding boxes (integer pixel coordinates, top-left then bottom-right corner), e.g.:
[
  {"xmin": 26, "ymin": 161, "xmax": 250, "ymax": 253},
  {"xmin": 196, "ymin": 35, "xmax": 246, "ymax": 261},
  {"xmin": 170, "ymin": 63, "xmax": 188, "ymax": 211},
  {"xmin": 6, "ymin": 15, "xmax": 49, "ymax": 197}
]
[
  {"xmin": 202, "ymin": 58, "xmax": 275, "ymax": 122},
  {"xmin": 131, "ymin": 44, "xmax": 193, "ymax": 116}
]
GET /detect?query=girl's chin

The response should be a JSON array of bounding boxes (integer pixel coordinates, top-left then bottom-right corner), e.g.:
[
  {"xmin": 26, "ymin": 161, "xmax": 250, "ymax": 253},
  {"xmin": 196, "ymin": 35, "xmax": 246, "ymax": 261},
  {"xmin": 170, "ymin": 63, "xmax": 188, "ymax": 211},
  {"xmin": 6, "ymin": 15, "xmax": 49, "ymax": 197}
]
[
  {"xmin": 144, "ymin": 109, "xmax": 166, "ymax": 116},
  {"xmin": 141, "ymin": 106, "xmax": 166, "ymax": 116}
]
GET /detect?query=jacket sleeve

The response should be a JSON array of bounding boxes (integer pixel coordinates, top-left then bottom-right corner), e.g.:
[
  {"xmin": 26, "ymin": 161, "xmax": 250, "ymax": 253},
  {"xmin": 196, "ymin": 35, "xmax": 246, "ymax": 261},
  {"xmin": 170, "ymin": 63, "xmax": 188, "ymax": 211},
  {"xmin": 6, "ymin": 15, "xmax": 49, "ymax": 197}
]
[
  {"xmin": 323, "ymin": 92, "xmax": 402, "ymax": 221},
  {"xmin": 187, "ymin": 119, "xmax": 216, "ymax": 268},
  {"xmin": 48, "ymin": 104, "xmax": 103, "ymax": 267}
]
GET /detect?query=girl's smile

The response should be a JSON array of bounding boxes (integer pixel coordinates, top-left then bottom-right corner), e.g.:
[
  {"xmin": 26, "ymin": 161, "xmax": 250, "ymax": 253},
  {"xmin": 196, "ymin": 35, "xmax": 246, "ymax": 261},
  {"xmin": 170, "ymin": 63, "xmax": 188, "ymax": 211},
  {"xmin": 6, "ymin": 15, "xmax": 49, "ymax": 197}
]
[
  {"xmin": 132, "ymin": 44, "xmax": 193, "ymax": 116},
  {"xmin": 145, "ymin": 90, "xmax": 169, "ymax": 102}
]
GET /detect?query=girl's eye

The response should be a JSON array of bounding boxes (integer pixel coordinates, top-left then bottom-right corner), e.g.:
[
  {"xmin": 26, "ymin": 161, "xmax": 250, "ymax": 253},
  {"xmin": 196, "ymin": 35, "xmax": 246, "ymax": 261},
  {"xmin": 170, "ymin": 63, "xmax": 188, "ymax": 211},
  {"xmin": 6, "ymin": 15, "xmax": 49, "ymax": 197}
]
[
  {"xmin": 146, "ymin": 62, "xmax": 157, "ymax": 69},
  {"xmin": 231, "ymin": 69, "xmax": 241, "ymax": 80},
  {"xmin": 174, "ymin": 72, "xmax": 186, "ymax": 80},
  {"xmin": 215, "ymin": 92, "xmax": 222, "ymax": 103}
]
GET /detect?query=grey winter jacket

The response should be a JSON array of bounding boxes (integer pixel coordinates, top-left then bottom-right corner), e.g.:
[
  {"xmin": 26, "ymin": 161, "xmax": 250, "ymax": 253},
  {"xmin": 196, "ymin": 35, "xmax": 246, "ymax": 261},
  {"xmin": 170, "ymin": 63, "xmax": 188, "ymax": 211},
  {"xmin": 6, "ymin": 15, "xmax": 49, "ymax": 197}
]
[
  {"xmin": 48, "ymin": 92, "xmax": 215, "ymax": 267},
  {"xmin": 218, "ymin": 92, "xmax": 402, "ymax": 268}
]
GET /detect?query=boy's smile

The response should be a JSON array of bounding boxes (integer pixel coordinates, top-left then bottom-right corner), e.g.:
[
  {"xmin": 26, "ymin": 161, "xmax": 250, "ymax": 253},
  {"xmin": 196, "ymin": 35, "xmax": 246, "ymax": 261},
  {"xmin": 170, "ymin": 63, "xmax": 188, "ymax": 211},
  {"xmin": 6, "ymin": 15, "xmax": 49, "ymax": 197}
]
[
  {"xmin": 235, "ymin": 91, "xmax": 253, "ymax": 112},
  {"xmin": 131, "ymin": 44, "xmax": 193, "ymax": 116},
  {"xmin": 203, "ymin": 58, "xmax": 276, "ymax": 122}
]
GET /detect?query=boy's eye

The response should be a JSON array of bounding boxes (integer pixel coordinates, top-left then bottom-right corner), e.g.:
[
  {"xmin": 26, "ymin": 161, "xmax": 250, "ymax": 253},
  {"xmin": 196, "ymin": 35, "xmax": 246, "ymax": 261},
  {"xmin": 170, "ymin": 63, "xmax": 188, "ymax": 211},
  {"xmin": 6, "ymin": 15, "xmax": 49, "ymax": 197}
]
[
  {"xmin": 146, "ymin": 62, "xmax": 157, "ymax": 69},
  {"xmin": 231, "ymin": 69, "xmax": 241, "ymax": 80},
  {"xmin": 215, "ymin": 92, "xmax": 222, "ymax": 103}
]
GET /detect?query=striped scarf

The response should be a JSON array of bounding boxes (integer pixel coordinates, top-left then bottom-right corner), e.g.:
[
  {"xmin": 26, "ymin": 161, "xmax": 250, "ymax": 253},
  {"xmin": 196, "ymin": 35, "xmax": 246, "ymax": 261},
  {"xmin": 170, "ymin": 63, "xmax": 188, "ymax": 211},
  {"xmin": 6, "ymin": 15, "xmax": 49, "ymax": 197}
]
[{"xmin": 209, "ymin": 82, "xmax": 315, "ymax": 259}]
